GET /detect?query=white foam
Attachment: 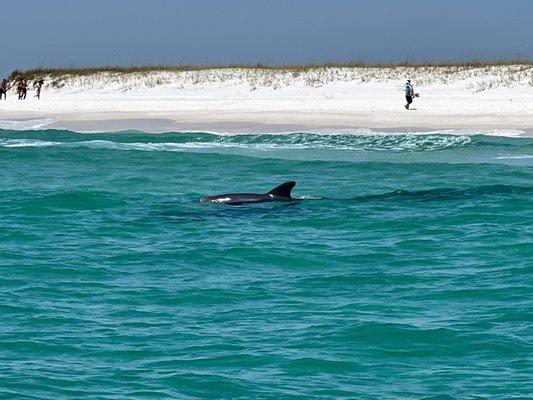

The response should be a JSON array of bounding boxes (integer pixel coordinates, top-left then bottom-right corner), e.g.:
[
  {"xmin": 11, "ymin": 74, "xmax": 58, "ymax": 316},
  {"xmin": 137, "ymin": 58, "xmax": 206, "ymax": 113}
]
[
  {"xmin": 493, "ymin": 154, "xmax": 533, "ymax": 159},
  {"xmin": 294, "ymin": 195, "xmax": 325, "ymax": 200},
  {"xmin": 482, "ymin": 129, "xmax": 526, "ymax": 138},
  {"xmin": 203, "ymin": 128, "xmax": 379, "ymax": 136},
  {"xmin": 0, "ymin": 134, "xmax": 474, "ymax": 152},
  {"xmin": 0, "ymin": 139, "xmax": 61, "ymax": 148},
  {"xmin": 72, "ymin": 128, "xmax": 527, "ymax": 138},
  {"xmin": 0, "ymin": 118, "xmax": 58, "ymax": 131},
  {"xmin": 392, "ymin": 128, "xmax": 526, "ymax": 138}
]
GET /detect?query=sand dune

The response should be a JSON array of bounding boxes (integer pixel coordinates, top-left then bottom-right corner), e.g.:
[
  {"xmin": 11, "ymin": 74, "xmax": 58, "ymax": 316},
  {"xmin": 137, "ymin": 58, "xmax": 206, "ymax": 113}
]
[{"xmin": 1, "ymin": 65, "xmax": 532, "ymax": 134}]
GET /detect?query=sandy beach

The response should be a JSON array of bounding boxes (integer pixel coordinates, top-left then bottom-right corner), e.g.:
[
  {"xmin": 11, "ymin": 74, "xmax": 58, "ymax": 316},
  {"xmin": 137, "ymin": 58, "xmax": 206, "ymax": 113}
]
[{"xmin": 1, "ymin": 66, "xmax": 532, "ymax": 135}]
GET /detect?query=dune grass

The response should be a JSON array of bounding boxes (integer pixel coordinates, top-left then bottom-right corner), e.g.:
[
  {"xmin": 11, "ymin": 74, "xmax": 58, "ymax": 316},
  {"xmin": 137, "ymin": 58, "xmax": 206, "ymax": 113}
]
[
  {"xmin": 8, "ymin": 59, "xmax": 532, "ymax": 81},
  {"xmin": 6, "ymin": 59, "xmax": 531, "ymax": 93}
]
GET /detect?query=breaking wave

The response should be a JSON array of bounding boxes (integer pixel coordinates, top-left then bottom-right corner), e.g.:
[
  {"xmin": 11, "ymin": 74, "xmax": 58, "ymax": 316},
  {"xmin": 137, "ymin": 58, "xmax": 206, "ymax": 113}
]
[{"xmin": 0, "ymin": 132, "xmax": 475, "ymax": 152}]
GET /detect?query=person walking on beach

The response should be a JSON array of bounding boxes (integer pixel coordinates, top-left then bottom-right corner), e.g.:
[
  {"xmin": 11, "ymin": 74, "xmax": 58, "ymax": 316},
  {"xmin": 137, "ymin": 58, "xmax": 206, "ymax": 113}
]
[
  {"xmin": 404, "ymin": 79, "xmax": 414, "ymax": 109},
  {"xmin": 17, "ymin": 78, "xmax": 28, "ymax": 100},
  {"xmin": 33, "ymin": 79, "xmax": 44, "ymax": 99},
  {"xmin": 0, "ymin": 79, "xmax": 8, "ymax": 100},
  {"xmin": 17, "ymin": 78, "xmax": 23, "ymax": 100},
  {"xmin": 22, "ymin": 78, "xmax": 28, "ymax": 99}
]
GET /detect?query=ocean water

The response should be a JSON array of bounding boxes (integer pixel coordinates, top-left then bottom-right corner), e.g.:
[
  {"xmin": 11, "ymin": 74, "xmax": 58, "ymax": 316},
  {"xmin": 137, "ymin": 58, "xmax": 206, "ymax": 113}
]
[{"xmin": 0, "ymin": 128, "xmax": 532, "ymax": 399}]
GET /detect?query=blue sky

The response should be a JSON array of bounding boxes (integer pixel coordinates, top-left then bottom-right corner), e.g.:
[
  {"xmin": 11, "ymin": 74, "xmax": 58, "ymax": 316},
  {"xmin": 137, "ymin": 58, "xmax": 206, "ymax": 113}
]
[{"xmin": 2, "ymin": 0, "xmax": 532, "ymax": 76}]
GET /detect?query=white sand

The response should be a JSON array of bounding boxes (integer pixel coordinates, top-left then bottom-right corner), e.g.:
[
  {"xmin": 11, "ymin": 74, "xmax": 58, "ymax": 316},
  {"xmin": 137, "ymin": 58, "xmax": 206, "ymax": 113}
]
[{"xmin": 1, "ymin": 65, "xmax": 532, "ymax": 135}]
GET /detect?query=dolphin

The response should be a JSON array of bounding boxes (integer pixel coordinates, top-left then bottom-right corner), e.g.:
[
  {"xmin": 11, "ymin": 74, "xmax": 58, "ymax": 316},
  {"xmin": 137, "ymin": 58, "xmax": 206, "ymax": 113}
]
[{"xmin": 200, "ymin": 181, "xmax": 296, "ymax": 205}]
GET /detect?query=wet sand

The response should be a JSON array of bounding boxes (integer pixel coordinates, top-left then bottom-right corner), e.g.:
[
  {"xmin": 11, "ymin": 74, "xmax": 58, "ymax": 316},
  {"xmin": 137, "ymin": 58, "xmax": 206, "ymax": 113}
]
[{"xmin": 2, "ymin": 110, "xmax": 532, "ymax": 136}]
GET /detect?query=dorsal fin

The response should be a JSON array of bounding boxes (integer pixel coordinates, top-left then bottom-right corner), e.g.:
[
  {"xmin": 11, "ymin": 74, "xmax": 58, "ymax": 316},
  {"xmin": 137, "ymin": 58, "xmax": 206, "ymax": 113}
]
[{"xmin": 267, "ymin": 181, "xmax": 296, "ymax": 199}]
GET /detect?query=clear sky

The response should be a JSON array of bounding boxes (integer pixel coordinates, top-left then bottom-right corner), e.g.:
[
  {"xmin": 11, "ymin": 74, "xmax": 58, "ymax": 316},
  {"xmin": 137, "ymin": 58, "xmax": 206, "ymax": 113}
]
[{"xmin": 2, "ymin": 0, "xmax": 532, "ymax": 76}]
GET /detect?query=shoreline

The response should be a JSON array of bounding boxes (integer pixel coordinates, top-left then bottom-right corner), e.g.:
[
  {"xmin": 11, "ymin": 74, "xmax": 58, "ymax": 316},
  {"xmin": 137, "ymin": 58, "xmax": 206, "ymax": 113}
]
[
  {"xmin": 1, "ymin": 65, "xmax": 531, "ymax": 136},
  {"xmin": 1, "ymin": 111, "xmax": 532, "ymax": 137}
]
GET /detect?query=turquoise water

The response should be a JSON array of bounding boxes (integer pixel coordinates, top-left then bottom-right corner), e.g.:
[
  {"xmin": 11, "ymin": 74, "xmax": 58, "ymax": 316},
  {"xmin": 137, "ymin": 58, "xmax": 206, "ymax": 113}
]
[{"xmin": 1, "ymin": 129, "xmax": 532, "ymax": 399}]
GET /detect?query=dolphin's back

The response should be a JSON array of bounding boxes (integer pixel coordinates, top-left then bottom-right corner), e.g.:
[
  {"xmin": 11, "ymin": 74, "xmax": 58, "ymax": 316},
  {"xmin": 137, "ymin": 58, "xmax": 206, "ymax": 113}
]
[
  {"xmin": 201, "ymin": 193, "xmax": 267, "ymax": 205},
  {"xmin": 200, "ymin": 181, "xmax": 296, "ymax": 205}
]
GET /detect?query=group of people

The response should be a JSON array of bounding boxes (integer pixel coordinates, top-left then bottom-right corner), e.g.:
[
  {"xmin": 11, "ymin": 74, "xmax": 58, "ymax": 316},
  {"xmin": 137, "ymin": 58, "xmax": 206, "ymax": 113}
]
[
  {"xmin": 0, "ymin": 78, "xmax": 44, "ymax": 100},
  {"xmin": 3, "ymin": 75, "xmax": 416, "ymax": 108}
]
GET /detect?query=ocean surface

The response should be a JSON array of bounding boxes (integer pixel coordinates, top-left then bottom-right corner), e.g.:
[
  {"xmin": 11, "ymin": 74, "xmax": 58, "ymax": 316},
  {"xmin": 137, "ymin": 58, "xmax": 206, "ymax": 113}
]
[{"xmin": 0, "ymin": 127, "xmax": 532, "ymax": 399}]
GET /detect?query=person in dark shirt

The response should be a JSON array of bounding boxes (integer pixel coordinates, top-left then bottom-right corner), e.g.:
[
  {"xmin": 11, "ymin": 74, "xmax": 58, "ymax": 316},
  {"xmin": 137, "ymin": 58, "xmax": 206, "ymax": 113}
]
[
  {"xmin": 0, "ymin": 79, "xmax": 8, "ymax": 100},
  {"xmin": 21, "ymin": 78, "xmax": 28, "ymax": 99},
  {"xmin": 17, "ymin": 78, "xmax": 26, "ymax": 100},
  {"xmin": 404, "ymin": 79, "xmax": 414, "ymax": 109}
]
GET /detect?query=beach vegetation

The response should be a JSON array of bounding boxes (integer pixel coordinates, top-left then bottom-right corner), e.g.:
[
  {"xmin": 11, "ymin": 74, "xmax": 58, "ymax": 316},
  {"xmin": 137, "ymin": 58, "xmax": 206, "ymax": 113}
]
[{"xmin": 7, "ymin": 58, "xmax": 532, "ymax": 93}]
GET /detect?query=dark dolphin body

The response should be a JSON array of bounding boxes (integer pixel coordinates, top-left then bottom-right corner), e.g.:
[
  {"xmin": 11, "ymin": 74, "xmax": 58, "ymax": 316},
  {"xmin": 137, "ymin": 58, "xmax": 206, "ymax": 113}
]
[{"xmin": 200, "ymin": 181, "xmax": 296, "ymax": 205}]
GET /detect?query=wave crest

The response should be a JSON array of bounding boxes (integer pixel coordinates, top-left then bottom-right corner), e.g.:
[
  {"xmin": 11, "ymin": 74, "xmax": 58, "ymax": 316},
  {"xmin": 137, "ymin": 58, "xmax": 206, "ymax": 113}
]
[{"xmin": 0, "ymin": 132, "xmax": 475, "ymax": 152}]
